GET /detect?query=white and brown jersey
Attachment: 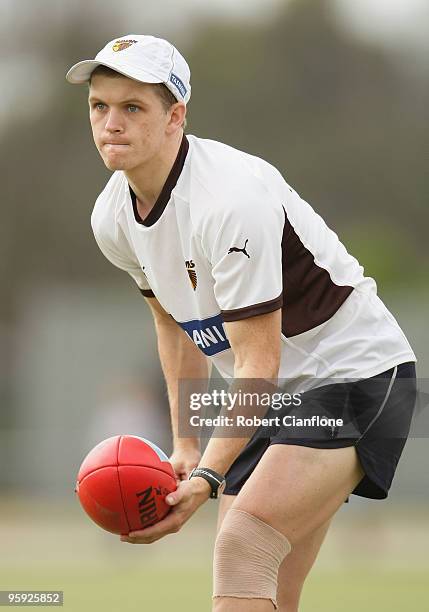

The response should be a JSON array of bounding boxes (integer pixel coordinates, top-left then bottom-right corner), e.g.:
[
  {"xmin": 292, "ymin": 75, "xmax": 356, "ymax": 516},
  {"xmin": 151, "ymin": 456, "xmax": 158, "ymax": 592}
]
[{"xmin": 91, "ymin": 135, "xmax": 415, "ymax": 386}]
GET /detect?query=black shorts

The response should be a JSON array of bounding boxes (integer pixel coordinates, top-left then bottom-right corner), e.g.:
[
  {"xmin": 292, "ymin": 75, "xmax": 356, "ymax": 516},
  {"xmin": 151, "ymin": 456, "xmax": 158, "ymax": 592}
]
[{"xmin": 223, "ymin": 362, "xmax": 417, "ymax": 500}]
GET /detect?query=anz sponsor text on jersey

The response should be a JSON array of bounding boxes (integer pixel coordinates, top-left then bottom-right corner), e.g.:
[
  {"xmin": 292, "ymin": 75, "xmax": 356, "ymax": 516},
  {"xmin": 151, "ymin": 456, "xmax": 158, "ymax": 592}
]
[{"xmin": 178, "ymin": 314, "xmax": 230, "ymax": 356}]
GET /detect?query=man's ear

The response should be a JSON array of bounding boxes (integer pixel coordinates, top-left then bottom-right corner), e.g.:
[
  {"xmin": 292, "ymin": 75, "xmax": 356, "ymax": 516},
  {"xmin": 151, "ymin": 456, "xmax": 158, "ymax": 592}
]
[{"xmin": 166, "ymin": 102, "xmax": 187, "ymax": 133}]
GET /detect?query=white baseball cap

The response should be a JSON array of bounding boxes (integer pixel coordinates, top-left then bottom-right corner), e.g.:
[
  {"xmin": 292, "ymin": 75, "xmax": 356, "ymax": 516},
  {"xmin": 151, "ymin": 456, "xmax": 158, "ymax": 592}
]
[{"xmin": 66, "ymin": 34, "xmax": 191, "ymax": 104}]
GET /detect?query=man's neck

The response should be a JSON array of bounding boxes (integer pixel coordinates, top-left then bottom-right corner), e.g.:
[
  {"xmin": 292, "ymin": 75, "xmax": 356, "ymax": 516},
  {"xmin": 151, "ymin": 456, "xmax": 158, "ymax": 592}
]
[{"xmin": 125, "ymin": 131, "xmax": 183, "ymax": 211}]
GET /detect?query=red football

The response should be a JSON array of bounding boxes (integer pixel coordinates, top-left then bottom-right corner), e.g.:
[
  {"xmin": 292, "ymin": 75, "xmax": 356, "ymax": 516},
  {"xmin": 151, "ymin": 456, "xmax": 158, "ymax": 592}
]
[{"xmin": 75, "ymin": 435, "xmax": 177, "ymax": 535}]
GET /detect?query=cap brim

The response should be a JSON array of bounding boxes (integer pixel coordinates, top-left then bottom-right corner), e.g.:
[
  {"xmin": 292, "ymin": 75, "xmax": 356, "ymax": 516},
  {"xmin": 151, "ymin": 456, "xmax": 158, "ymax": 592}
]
[{"xmin": 65, "ymin": 60, "xmax": 163, "ymax": 85}]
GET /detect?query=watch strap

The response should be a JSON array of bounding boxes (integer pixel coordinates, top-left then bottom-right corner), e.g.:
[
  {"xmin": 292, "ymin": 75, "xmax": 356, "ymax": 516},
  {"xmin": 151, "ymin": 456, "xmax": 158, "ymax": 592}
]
[{"xmin": 189, "ymin": 467, "xmax": 226, "ymax": 499}]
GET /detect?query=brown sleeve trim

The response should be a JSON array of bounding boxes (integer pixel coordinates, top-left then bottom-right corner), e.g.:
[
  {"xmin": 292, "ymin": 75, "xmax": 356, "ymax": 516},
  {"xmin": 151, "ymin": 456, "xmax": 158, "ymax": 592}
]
[
  {"xmin": 221, "ymin": 294, "xmax": 283, "ymax": 322},
  {"xmin": 139, "ymin": 288, "xmax": 155, "ymax": 298}
]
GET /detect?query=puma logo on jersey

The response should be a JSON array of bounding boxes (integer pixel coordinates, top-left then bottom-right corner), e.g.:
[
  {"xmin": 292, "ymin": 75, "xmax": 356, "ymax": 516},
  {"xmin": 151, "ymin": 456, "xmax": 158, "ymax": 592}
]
[
  {"xmin": 185, "ymin": 260, "xmax": 197, "ymax": 290},
  {"xmin": 228, "ymin": 239, "xmax": 250, "ymax": 258}
]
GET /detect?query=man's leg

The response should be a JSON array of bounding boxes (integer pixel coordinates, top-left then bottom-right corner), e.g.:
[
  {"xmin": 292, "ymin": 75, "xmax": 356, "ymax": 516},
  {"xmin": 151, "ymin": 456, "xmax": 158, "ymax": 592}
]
[
  {"xmin": 275, "ymin": 519, "xmax": 331, "ymax": 611},
  {"xmin": 216, "ymin": 494, "xmax": 331, "ymax": 612},
  {"xmin": 216, "ymin": 493, "xmax": 236, "ymax": 531},
  {"xmin": 213, "ymin": 444, "xmax": 364, "ymax": 611}
]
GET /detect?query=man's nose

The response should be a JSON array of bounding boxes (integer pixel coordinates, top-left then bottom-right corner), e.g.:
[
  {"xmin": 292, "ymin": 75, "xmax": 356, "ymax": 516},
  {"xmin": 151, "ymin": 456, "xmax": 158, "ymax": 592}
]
[{"xmin": 104, "ymin": 109, "xmax": 124, "ymax": 132}]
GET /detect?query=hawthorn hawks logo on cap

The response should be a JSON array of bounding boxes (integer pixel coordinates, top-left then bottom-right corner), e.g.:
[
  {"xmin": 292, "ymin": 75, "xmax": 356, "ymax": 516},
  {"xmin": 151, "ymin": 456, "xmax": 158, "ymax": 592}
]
[
  {"xmin": 112, "ymin": 39, "xmax": 138, "ymax": 52},
  {"xmin": 185, "ymin": 260, "xmax": 197, "ymax": 291}
]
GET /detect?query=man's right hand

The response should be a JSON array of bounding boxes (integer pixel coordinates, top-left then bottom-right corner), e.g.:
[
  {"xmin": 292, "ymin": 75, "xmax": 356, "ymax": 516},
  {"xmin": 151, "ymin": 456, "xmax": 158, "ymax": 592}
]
[{"xmin": 169, "ymin": 445, "xmax": 201, "ymax": 482}]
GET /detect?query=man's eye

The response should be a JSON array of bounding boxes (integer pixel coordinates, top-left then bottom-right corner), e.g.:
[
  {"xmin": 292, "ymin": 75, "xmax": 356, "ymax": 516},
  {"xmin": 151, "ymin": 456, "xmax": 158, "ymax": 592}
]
[
  {"xmin": 127, "ymin": 105, "xmax": 139, "ymax": 113},
  {"xmin": 94, "ymin": 103, "xmax": 105, "ymax": 111}
]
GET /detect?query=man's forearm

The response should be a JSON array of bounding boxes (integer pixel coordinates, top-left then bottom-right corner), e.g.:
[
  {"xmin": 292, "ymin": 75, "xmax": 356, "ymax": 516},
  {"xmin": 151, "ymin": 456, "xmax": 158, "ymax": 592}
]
[
  {"xmin": 154, "ymin": 316, "xmax": 210, "ymax": 450},
  {"xmin": 198, "ymin": 365, "xmax": 279, "ymax": 475}
]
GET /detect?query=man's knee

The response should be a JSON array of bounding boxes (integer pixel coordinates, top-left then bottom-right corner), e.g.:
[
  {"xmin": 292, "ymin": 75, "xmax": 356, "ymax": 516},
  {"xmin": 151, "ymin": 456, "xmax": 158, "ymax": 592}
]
[{"xmin": 213, "ymin": 508, "xmax": 291, "ymax": 610}]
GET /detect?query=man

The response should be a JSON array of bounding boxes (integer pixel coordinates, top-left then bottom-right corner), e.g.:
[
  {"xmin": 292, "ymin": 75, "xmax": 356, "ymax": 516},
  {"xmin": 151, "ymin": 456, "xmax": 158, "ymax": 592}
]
[{"xmin": 66, "ymin": 35, "xmax": 417, "ymax": 611}]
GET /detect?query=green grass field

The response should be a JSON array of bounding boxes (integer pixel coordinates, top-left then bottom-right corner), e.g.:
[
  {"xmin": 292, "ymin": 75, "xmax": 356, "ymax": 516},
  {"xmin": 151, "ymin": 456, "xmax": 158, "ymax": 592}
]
[
  {"xmin": 1, "ymin": 498, "xmax": 428, "ymax": 611},
  {"xmin": 2, "ymin": 566, "xmax": 428, "ymax": 611}
]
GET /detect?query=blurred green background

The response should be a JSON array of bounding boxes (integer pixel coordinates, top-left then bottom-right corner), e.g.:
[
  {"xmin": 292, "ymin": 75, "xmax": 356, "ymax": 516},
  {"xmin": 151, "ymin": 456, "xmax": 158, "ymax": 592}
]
[{"xmin": 1, "ymin": 0, "xmax": 428, "ymax": 609}]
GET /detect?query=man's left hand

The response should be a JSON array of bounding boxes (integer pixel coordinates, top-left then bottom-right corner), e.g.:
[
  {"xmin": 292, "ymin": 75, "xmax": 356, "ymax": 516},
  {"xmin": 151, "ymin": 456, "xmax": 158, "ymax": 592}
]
[{"xmin": 120, "ymin": 476, "xmax": 211, "ymax": 544}]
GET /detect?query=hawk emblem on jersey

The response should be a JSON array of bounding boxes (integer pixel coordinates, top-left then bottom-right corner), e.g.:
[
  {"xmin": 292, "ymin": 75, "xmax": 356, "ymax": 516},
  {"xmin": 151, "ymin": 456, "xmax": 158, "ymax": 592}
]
[
  {"xmin": 185, "ymin": 260, "xmax": 197, "ymax": 291},
  {"xmin": 112, "ymin": 39, "xmax": 138, "ymax": 52},
  {"xmin": 228, "ymin": 238, "xmax": 250, "ymax": 259}
]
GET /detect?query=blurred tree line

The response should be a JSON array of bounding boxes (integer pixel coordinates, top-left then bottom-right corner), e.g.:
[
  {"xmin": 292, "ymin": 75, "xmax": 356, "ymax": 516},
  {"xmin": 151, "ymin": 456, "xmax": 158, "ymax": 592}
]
[{"xmin": 1, "ymin": 0, "xmax": 428, "ymax": 324}]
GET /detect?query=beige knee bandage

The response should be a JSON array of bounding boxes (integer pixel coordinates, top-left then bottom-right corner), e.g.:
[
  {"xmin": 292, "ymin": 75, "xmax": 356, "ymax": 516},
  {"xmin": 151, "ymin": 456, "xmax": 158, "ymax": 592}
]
[{"xmin": 213, "ymin": 508, "xmax": 291, "ymax": 610}]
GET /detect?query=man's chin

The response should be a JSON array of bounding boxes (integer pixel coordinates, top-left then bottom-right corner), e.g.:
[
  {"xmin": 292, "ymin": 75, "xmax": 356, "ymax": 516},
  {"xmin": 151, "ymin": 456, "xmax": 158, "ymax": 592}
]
[
  {"xmin": 100, "ymin": 151, "xmax": 143, "ymax": 173},
  {"xmin": 103, "ymin": 159, "xmax": 129, "ymax": 171}
]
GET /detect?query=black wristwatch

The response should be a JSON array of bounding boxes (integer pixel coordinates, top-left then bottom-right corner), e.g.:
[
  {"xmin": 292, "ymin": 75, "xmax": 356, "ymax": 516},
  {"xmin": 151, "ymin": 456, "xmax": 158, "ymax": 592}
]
[{"xmin": 188, "ymin": 467, "xmax": 226, "ymax": 499}]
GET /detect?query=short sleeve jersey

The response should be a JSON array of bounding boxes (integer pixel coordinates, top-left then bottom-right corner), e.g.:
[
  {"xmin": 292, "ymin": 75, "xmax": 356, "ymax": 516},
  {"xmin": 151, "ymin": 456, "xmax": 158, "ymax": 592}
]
[{"xmin": 91, "ymin": 135, "xmax": 415, "ymax": 385}]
